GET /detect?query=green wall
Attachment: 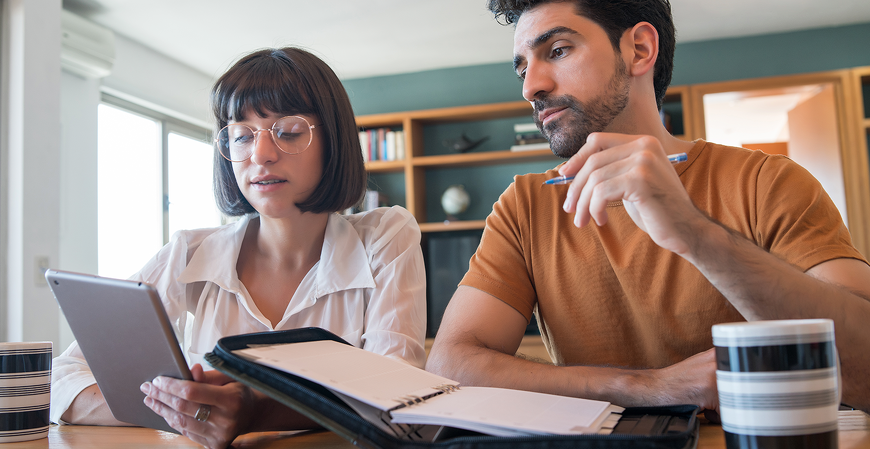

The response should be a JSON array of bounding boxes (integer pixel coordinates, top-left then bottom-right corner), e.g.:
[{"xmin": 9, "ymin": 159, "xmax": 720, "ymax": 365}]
[
  {"xmin": 347, "ymin": 21, "xmax": 870, "ymax": 327},
  {"xmin": 343, "ymin": 21, "xmax": 870, "ymax": 116}
]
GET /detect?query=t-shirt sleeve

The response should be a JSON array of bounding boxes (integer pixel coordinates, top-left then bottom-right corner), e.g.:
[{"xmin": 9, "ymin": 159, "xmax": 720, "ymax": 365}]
[
  {"xmin": 754, "ymin": 155, "xmax": 867, "ymax": 270},
  {"xmin": 460, "ymin": 180, "xmax": 537, "ymax": 322}
]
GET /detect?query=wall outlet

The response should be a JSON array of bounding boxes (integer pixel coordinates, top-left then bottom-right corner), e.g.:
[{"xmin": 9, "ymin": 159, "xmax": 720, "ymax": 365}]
[{"xmin": 35, "ymin": 256, "xmax": 50, "ymax": 287}]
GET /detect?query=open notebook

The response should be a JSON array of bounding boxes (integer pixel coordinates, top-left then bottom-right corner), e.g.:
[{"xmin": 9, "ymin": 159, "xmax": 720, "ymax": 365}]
[{"xmin": 234, "ymin": 340, "xmax": 623, "ymax": 439}]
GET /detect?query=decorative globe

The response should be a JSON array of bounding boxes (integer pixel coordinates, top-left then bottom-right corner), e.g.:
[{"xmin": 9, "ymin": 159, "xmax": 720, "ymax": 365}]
[{"xmin": 441, "ymin": 184, "xmax": 470, "ymax": 218}]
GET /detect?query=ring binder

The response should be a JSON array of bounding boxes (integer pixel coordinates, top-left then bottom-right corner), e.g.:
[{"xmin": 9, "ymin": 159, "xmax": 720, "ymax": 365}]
[{"xmin": 205, "ymin": 328, "xmax": 701, "ymax": 448}]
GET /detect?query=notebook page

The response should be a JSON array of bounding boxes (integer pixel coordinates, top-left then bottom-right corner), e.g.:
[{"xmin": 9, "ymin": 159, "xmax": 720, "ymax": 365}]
[
  {"xmin": 390, "ymin": 386, "xmax": 619, "ymax": 435},
  {"xmin": 234, "ymin": 340, "xmax": 458, "ymax": 411}
]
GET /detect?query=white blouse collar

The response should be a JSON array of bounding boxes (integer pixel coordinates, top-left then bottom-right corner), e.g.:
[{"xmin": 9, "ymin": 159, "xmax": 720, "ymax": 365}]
[{"xmin": 176, "ymin": 213, "xmax": 376, "ymax": 296}]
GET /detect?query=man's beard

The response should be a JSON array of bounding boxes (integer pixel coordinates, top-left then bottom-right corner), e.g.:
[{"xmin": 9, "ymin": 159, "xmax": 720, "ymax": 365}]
[{"xmin": 533, "ymin": 58, "xmax": 631, "ymax": 159}]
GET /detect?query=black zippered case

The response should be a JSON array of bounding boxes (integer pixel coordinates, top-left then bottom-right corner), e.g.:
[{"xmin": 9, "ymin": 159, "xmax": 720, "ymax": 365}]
[{"xmin": 204, "ymin": 328, "xmax": 700, "ymax": 449}]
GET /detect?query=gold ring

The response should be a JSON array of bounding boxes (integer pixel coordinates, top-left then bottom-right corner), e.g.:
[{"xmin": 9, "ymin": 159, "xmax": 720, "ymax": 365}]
[{"xmin": 194, "ymin": 404, "xmax": 211, "ymax": 423}]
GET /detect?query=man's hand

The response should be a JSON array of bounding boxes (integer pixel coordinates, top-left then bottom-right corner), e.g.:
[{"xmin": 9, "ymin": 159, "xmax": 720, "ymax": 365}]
[
  {"xmin": 559, "ymin": 132, "xmax": 705, "ymax": 257},
  {"xmin": 650, "ymin": 348, "xmax": 719, "ymax": 412}
]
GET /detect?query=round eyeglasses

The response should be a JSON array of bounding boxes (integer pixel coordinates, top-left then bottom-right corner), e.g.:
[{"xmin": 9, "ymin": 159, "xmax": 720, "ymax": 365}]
[{"xmin": 216, "ymin": 115, "xmax": 318, "ymax": 162}]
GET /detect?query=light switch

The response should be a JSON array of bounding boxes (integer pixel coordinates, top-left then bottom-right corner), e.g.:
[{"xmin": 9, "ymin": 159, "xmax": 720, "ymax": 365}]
[{"xmin": 35, "ymin": 256, "xmax": 50, "ymax": 287}]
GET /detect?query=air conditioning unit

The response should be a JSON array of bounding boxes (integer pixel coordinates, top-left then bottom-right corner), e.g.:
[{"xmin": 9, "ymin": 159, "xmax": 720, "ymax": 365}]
[{"xmin": 61, "ymin": 10, "xmax": 115, "ymax": 79}]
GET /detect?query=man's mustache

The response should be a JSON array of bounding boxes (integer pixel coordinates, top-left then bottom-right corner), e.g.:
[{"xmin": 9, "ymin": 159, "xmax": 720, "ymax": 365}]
[{"xmin": 532, "ymin": 95, "xmax": 580, "ymax": 125}]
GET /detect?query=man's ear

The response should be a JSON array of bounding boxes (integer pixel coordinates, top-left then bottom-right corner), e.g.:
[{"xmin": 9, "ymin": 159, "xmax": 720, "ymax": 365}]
[{"xmin": 621, "ymin": 22, "xmax": 658, "ymax": 77}]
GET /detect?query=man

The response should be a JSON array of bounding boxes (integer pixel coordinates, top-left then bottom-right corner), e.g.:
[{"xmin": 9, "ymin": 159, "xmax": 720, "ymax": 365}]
[{"xmin": 426, "ymin": 0, "xmax": 870, "ymax": 411}]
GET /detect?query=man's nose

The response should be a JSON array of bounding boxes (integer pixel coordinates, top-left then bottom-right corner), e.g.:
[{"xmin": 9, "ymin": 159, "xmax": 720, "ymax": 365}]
[{"xmin": 521, "ymin": 62, "xmax": 554, "ymax": 102}]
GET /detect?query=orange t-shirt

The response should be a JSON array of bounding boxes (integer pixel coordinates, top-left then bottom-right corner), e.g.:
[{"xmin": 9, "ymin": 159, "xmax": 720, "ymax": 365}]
[{"xmin": 460, "ymin": 140, "xmax": 866, "ymax": 369}]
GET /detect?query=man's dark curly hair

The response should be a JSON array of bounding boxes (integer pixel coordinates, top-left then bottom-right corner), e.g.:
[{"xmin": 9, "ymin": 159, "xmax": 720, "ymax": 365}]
[{"xmin": 487, "ymin": 0, "xmax": 675, "ymax": 110}]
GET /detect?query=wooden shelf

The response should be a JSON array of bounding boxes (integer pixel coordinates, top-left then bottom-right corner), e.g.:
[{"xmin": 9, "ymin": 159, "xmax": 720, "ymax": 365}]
[
  {"xmin": 418, "ymin": 220, "xmax": 486, "ymax": 233},
  {"xmin": 357, "ymin": 101, "xmax": 532, "ymax": 128},
  {"xmin": 414, "ymin": 149, "xmax": 557, "ymax": 169},
  {"xmin": 364, "ymin": 159, "xmax": 405, "ymax": 173}
]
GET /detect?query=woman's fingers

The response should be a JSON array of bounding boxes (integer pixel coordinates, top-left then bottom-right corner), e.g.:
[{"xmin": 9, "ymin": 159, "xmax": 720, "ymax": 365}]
[{"xmin": 140, "ymin": 380, "xmax": 202, "ymax": 419}]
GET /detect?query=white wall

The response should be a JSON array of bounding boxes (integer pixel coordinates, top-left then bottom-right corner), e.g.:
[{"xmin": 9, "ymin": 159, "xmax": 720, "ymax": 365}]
[
  {"xmin": 57, "ymin": 70, "xmax": 101, "ymax": 350},
  {"xmin": 2, "ymin": 0, "xmax": 62, "ymax": 348},
  {"xmin": 102, "ymin": 33, "xmax": 214, "ymax": 128},
  {"xmin": 2, "ymin": 6, "xmax": 214, "ymax": 353}
]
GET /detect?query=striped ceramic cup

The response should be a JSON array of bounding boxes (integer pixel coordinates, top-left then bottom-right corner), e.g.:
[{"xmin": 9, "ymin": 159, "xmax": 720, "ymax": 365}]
[
  {"xmin": 0, "ymin": 341, "xmax": 52, "ymax": 443},
  {"xmin": 713, "ymin": 319, "xmax": 839, "ymax": 449}
]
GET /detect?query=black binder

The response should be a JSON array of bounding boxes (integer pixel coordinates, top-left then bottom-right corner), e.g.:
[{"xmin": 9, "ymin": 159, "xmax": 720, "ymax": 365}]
[{"xmin": 204, "ymin": 328, "xmax": 700, "ymax": 449}]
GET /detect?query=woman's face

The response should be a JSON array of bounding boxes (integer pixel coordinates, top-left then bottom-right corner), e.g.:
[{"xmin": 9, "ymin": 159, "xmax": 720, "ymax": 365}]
[{"xmin": 229, "ymin": 110, "xmax": 324, "ymax": 219}]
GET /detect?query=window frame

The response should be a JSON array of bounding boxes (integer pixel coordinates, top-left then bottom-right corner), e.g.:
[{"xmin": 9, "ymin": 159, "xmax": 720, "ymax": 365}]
[{"xmin": 100, "ymin": 94, "xmax": 213, "ymax": 244}]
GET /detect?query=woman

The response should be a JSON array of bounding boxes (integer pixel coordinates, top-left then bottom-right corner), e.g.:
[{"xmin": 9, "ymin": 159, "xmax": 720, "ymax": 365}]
[{"xmin": 50, "ymin": 47, "xmax": 427, "ymax": 448}]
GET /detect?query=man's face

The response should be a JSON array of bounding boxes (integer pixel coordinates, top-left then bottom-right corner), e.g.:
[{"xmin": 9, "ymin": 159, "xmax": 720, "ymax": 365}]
[{"xmin": 513, "ymin": 2, "xmax": 631, "ymax": 158}]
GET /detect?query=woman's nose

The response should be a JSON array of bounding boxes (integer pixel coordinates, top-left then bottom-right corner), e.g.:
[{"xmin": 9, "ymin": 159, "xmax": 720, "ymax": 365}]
[{"xmin": 248, "ymin": 129, "xmax": 279, "ymax": 165}]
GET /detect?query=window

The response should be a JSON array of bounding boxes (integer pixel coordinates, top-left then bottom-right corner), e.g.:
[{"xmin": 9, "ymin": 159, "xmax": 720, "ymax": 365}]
[{"xmin": 97, "ymin": 97, "xmax": 219, "ymax": 278}]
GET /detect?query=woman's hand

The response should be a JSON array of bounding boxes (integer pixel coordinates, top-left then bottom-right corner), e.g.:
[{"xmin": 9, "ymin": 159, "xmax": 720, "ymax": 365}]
[{"xmin": 141, "ymin": 364, "xmax": 255, "ymax": 449}]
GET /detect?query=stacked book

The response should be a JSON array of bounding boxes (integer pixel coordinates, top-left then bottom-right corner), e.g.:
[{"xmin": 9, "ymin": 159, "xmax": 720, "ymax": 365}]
[
  {"xmin": 511, "ymin": 123, "xmax": 550, "ymax": 151},
  {"xmin": 360, "ymin": 128, "xmax": 405, "ymax": 162}
]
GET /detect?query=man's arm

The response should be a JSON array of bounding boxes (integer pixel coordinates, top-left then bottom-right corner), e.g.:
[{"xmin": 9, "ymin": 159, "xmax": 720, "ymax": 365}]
[
  {"xmin": 686, "ymin": 220, "xmax": 870, "ymax": 410},
  {"xmin": 426, "ymin": 285, "xmax": 718, "ymax": 409},
  {"xmin": 559, "ymin": 132, "xmax": 870, "ymax": 411}
]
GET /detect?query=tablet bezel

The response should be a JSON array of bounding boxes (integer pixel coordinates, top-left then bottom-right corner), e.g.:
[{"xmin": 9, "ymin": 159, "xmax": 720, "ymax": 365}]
[{"xmin": 46, "ymin": 269, "xmax": 192, "ymax": 433}]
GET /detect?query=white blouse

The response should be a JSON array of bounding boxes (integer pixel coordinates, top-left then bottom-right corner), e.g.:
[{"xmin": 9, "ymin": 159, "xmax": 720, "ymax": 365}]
[{"xmin": 50, "ymin": 206, "xmax": 427, "ymax": 423}]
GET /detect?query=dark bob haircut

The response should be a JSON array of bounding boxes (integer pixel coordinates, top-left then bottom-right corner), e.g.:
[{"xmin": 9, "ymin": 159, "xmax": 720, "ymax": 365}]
[
  {"xmin": 487, "ymin": 0, "xmax": 675, "ymax": 110},
  {"xmin": 211, "ymin": 47, "xmax": 366, "ymax": 216}
]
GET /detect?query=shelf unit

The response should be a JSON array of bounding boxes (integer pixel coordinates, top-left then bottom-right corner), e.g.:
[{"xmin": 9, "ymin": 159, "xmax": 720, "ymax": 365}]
[
  {"xmin": 357, "ymin": 100, "xmax": 560, "ymax": 232},
  {"xmin": 855, "ymin": 66, "xmax": 870, "ymax": 142},
  {"xmin": 357, "ymin": 87, "xmax": 693, "ymax": 233},
  {"xmin": 661, "ymin": 85, "xmax": 694, "ymax": 140}
]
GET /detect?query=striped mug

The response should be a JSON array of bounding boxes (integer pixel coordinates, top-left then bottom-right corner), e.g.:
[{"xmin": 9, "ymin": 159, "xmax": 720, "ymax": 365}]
[
  {"xmin": 713, "ymin": 319, "xmax": 838, "ymax": 449},
  {"xmin": 0, "ymin": 341, "xmax": 52, "ymax": 443}
]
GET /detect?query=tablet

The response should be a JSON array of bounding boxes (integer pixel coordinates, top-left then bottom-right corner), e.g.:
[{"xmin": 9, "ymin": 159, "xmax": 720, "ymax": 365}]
[{"xmin": 46, "ymin": 269, "xmax": 192, "ymax": 433}]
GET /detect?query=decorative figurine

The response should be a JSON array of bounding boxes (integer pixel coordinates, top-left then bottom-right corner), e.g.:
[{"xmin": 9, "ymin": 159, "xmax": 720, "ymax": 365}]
[{"xmin": 443, "ymin": 133, "xmax": 489, "ymax": 153}]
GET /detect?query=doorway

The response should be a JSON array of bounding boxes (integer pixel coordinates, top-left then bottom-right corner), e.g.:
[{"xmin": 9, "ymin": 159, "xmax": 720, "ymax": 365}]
[{"xmin": 701, "ymin": 83, "xmax": 848, "ymax": 224}]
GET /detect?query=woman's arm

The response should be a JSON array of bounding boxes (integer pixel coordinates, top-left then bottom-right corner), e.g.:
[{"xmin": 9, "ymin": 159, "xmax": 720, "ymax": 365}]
[
  {"xmin": 359, "ymin": 207, "xmax": 427, "ymax": 367},
  {"xmin": 51, "ymin": 342, "xmax": 133, "ymax": 425}
]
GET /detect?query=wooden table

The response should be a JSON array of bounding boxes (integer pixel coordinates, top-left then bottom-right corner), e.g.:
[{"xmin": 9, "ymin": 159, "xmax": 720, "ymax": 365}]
[{"xmin": 5, "ymin": 424, "xmax": 870, "ymax": 448}]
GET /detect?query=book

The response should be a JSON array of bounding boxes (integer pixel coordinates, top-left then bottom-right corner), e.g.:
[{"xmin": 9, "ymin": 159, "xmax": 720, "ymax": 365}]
[
  {"xmin": 514, "ymin": 122, "xmax": 539, "ymax": 134},
  {"xmin": 360, "ymin": 127, "xmax": 405, "ymax": 162},
  {"xmin": 511, "ymin": 142, "xmax": 551, "ymax": 152},
  {"xmin": 233, "ymin": 340, "xmax": 623, "ymax": 439},
  {"xmin": 511, "ymin": 122, "xmax": 549, "ymax": 152},
  {"xmin": 363, "ymin": 190, "xmax": 389, "ymax": 211}
]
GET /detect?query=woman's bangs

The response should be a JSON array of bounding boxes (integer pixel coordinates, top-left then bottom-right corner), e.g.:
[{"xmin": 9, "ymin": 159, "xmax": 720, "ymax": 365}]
[{"xmin": 223, "ymin": 64, "xmax": 314, "ymax": 122}]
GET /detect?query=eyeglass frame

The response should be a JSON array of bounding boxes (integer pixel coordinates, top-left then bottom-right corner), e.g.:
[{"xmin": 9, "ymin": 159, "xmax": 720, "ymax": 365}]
[{"xmin": 215, "ymin": 115, "xmax": 320, "ymax": 162}]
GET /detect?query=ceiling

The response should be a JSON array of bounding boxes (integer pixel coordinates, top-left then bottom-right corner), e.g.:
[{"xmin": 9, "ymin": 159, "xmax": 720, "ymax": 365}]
[{"xmin": 63, "ymin": 0, "xmax": 870, "ymax": 81}]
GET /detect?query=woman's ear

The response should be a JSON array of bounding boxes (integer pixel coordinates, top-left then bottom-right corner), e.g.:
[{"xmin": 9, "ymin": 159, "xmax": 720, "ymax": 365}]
[{"xmin": 621, "ymin": 21, "xmax": 658, "ymax": 77}]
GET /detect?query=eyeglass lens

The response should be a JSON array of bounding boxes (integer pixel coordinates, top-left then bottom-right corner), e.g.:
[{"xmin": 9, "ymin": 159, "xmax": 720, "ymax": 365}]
[{"xmin": 217, "ymin": 116, "xmax": 313, "ymax": 162}]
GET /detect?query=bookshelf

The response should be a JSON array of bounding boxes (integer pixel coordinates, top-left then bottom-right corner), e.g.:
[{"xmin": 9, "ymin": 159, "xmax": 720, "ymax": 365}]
[
  {"xmin": 661, "ymin": 85, "xmax": 693, "ymax": 140},
  {"xmin": 358, "ymin": 89, "xmax": 693, "ymax": 233},
  {"xmin": 357, "ymin": 100, "xmax": 561, "ymax": 232}
]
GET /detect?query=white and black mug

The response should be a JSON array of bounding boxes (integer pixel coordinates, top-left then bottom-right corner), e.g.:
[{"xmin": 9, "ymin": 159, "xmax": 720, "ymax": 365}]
[
  {"xmin": 0, "ymin": 341, "xmax": 52, "ymax": 443},
  {"xmin": 713, "ymin": 319, "xmax": 839, "ymax": 449}
]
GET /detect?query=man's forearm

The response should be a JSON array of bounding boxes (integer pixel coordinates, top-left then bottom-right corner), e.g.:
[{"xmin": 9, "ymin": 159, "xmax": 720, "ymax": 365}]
[
  {"xmin": 681, "ymin": 216, "xmax": 870, "ymax": 409},
  {"xmin": 682, "ymin": 216, "xmax": 863, "ymax": 323},
  {"xmin": 427, "ymin": 340, "xmax": 716, "ymax": 408}
]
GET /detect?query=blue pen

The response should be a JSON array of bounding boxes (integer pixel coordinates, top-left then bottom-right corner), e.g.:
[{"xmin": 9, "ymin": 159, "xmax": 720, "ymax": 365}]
[{"xmin": 543, "ymin": 152, "xmax": 688, "ymax": 185}]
